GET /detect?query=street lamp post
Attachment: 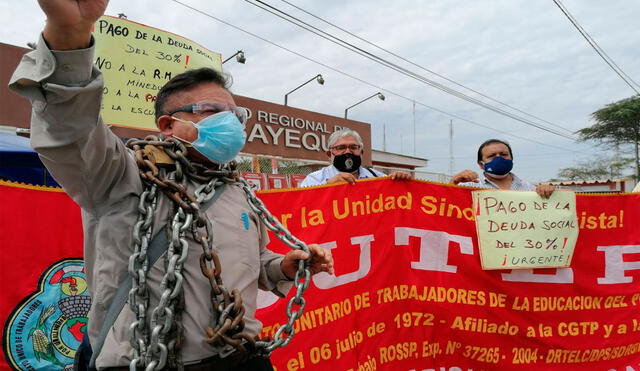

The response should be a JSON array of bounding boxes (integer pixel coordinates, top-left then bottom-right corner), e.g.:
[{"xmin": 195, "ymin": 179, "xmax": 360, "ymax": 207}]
[
  {"xmin": 222, "ymin": 50, "xmax": 246, "ymax": 64},
  {"xmin": 344, "ymin": 92, "xmax": 385, "ymax": 118},
  {"xmin": 284, "ymin": 74, "xmax": 324, "ymax": 106}
]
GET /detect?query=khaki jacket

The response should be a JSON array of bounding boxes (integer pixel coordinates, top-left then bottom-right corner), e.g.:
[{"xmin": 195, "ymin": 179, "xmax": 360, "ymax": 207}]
[{"xmin": 10, "ymin": 36, "xmax": 292, "ymax": 369}]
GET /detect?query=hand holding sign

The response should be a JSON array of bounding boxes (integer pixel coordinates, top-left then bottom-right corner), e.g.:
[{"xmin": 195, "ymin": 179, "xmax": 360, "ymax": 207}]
[{"xmin": 472, "ymin": 190, "xmax": 579, "ymax": 270}]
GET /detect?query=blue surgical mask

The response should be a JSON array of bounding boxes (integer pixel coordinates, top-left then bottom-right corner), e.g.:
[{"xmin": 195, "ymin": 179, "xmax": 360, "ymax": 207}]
[
  {"xmin": 172, "ymin": 111, "xmax": 246, "ymax": 164},
  {"xmin": 482, "ymin": 156, "xmax": 513, "ymax": 178}
]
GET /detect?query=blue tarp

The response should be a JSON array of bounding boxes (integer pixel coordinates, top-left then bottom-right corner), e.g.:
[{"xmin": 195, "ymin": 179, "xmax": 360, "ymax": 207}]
[{"xmin": 0, "ymin": 132, "xmax": 59, "ymax": 187}]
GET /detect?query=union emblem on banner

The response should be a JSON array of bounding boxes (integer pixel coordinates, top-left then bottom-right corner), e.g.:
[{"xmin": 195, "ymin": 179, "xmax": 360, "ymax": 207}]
[{"xmin": 3, "ymin": 259, "xmax": 90, "ymax": 370}]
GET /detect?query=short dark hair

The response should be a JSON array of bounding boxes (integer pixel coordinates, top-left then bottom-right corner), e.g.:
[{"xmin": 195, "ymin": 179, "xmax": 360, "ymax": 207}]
[
  {"xmin": 154, "ymin": 67, "xmax": 231, "ymax": 120},
  {"xmin": 477, "ymin": 139, "xmax": 513, "ymax": 162}
]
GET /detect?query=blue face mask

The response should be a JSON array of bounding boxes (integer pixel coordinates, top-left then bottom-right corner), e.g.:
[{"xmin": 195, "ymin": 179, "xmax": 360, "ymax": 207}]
[
  {"xmin": 482, "ymin": 156, "xmax": 513, "ymax": 178},
  {"xmin": 172, "ymin": 111, "xmax": 246, "ymax": 164}
]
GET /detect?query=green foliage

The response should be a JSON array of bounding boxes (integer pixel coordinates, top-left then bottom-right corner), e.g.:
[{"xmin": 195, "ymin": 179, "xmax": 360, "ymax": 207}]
[
  {"xmin": 556, "ymin": 156, "xmax": 633, "ymax": 181},
  {"xmin": 579, "ymin": 95, "xmax": 640, "ymax": 143},
  {"xmin": 577, "ymin": 95, "xmax": 640, "ymax": 179}
]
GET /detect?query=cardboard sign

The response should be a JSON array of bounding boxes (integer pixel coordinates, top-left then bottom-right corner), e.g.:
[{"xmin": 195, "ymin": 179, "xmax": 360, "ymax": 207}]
[
  {"xmin": 93, "ymin": 16, "xmax": 222, "ymax": 130},
  {"xmin": 472, "ymin": 190, "xmax": 578, "ymax": 270}
]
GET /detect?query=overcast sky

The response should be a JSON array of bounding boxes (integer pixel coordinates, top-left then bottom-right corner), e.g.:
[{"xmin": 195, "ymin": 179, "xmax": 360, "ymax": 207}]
[{"xmin": 1, "ymin": 0, "xmax": 639, "ymax": 181}]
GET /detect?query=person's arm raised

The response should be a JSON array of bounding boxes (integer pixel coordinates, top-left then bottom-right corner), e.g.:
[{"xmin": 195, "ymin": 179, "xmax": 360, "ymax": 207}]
[{"xmin": 39, "ymin": 0, "xmax": 108, "ymax": 50}]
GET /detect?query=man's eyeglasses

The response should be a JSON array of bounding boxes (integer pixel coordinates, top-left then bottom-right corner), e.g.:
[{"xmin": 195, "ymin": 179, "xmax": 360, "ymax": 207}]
[
  {"xmin": 331, "ymin": 144, "xmax": 361, "ymax": 152},
  {"xmin": 167, "ymin": 101, "xmax": 249, "ymax": 125}
]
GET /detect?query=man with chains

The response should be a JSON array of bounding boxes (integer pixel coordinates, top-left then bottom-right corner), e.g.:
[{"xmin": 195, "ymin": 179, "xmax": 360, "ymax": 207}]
[{"xmin": 10, "ymin": 1, "xmax": 333, "ymax": 370}]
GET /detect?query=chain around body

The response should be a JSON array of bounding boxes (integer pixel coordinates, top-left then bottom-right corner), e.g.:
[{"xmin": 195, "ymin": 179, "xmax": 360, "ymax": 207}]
[{"xmin": 125, "ymin": 136, "xmax": 311, "ymax": 370}]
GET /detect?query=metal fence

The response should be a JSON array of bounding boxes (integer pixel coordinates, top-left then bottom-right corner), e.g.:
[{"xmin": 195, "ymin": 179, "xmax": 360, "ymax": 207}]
[{"xmin": 236, "ymin": 153, "xmax": 450, "ymax": 190}]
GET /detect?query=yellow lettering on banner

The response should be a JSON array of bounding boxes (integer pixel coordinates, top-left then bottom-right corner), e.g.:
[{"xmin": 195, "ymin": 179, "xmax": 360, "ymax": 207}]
[
  {"xmin": 557, "ymin": 321, "xmax": 599, "ymax": 336},
  {"xmin": 512, "ymin": 296, "xmax": 530, "ymax": 311},
  {"xmin": 378, "ymin": 342, "xmax": 418, "ymax": 364},
  {"xmin": 286, "ymin": 351, "xmax": 305, "ymax": 371},
  {"xmin": 421, "ymin": 341, "xmax": 441, "ymax": 358},
  {"xmin": 344, "ymin": 354, "xmax": 378, "ymax": 371},
  {"xmin": 333, "ymin": 192, "xmax": 412, "ymax": 220},
  {"xmin": 444, "ymin": 340, "xmax": 462, "ymax": 355},
  {"xmin": 545, "ymin": 342, "xmax": 640, "ymax": 363},
  {"xmin": 335, "ymin": 330, "xmax": 364, "ymax": 360},
  {"xmin": 301, "ymin": 207, "xmax": 325, "ymax": 228},
  {"xmin": 450, "ymin": 316, "xmax": 519, "ymax": 335},
  {"xmin": 260, "ymin": 298, "xmax": 352, "ymax": 339},
  {"xmin": 617, "ymin": 324, "xmax": 628, "ymax": 335},
  {"xmin": 579, "ymin": 210, "xmax": 624, "ymax": 230},
  {"xmin": 419, "ymin": 195, "xmax": 474, "ymax": 221},
  {"xmin": 393, "ymin": 312, "xmax": 435, "ymax": 328},
  {"xmin": 604, "ymin": 295, "xmax": 628, "ymax": 308},
  {"xmin": 531, "ymin": 295, "xmax": 603, "ymax": 311},
  {"xmin": 353, "ymin": 292, "xmax": 370, "ymax": 310},
  {"xmin": 525, "ymin": 324, "xmax": 553, "ymax": 338},
  {"xmin": 366, "ymin": 321, "xmax": 386, "ymax": 338},
  {"xmin": 279, "ymin": 213, "xmax": 292, "ymax": 229},
  {"xmin": 375, "ymin": 285, "xmax": 489, "ymax": 307},
  {"xmin": 511, "ymin": 347, "xmax": 539, "ymax": 364},
  {"xmin": 489, "ymin": 292, "xmax": 507, "ymax": 307},
  {"xmin": 355, "ymin": 354, "xmax": 377, "ymax": 371},
  {"xmin": 308, "ymin": 343, "xmax": 331, "ymax": 364}
]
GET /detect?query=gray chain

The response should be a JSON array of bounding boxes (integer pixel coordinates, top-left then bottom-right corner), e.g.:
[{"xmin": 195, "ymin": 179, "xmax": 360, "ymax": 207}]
[
  {"xmin": 237, "ymin": 179, "xmax": 311, "ymax": 354},
  {"xmin": 126, "ymin": 135, "xmax": 312, "ymax": 369},
  {"xmin": 128, "ymin": 183, "xmax": 159, "ymax": 370}
]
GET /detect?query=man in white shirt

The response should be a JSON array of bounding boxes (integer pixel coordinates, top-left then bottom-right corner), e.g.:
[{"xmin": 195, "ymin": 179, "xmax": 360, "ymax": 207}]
[
  {"xmin": 300, "ymin": 128, "xmax": 412, "ymax": 186},
  {"xmin": 450, "ymin": 139, "xmax": 555, "ymax": 198}
]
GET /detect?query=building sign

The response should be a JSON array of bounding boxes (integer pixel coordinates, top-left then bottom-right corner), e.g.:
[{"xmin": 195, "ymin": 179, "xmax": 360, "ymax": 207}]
[{"xmin": 234, "ymin": 96, "xmax": 373, "ymax": 165}]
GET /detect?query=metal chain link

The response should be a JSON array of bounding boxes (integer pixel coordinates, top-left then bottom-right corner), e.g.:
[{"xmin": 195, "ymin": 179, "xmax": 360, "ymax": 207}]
[
  {"xmin": 236, "ymin": 178, "xmax": 311, "ymax": 355},
  {"xmin": 128, "ymin": 182, "xmax": 158, "ymax": 370},
  {"xmin": 126, "ymin": 135, "xmax": 312, "ymax": 370}
]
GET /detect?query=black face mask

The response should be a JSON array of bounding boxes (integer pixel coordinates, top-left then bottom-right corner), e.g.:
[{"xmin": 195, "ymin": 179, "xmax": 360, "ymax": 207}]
[{"xmin": 333, "ymin": 153, "xmax": 361, "ymax": 173}]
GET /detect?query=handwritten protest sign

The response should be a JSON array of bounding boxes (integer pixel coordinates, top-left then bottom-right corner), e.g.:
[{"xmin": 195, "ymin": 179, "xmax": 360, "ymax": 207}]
[
  {"xmin": 472, "ymin": 190, "xmax": 578, "ymax": 270},
  {"xmin": 92, "ymin": 16, "xmax": 222, "ymax": 130}
]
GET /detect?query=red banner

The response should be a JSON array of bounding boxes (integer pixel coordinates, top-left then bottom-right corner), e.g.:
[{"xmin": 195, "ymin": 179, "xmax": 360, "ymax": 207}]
[
  {"xmin": 1, "ymin": 179, "xmax": 640, "ymax": 371},
  {"xmin": 254, "ymin": 178, "xmax": 640, "ymax": 371},
  {"xmin": 0, "ymin": 181, "xmax": 84, "ymax": 370}
]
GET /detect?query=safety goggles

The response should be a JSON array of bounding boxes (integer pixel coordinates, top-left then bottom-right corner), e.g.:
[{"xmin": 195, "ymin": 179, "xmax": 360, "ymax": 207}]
[
  {"xmin": 331, "ymin": 144, "xmax": 361, "ymax": 152},
  {"xmin": 167, "ymin": 101, "xmax": 249, "ymax": 126}
]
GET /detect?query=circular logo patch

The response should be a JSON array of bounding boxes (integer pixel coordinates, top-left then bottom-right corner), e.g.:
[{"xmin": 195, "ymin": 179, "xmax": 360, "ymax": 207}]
[{"xmin": 3, "ymin": 259, "xmax": 90, "ymax": 370}]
